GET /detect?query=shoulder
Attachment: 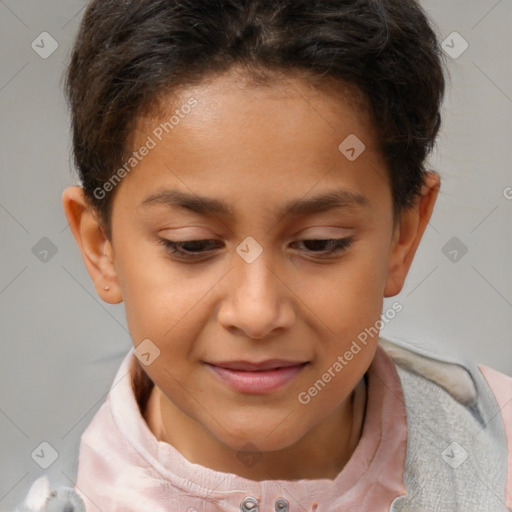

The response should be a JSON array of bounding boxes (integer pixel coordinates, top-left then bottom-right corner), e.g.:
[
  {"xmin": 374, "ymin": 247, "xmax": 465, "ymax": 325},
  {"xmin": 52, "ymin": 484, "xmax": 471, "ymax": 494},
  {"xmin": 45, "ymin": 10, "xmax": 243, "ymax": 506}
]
[
  {"xmin": 379, "ymin": 335, "xmax": 478, "ymax": 406},
  {"xmin": 379, "ymin": 334, "xmax": 512, "ymax": 411},
  {"xmin": 379, "ymin": 335, "xmax": 512, "ymax": 510},
  {"xmin": 479, "ymin": 363, "xmax": 512, "ymax": 411},
  {"xmin": 478, "ymin": 363, "xmax": 512, "ymax": 508}
]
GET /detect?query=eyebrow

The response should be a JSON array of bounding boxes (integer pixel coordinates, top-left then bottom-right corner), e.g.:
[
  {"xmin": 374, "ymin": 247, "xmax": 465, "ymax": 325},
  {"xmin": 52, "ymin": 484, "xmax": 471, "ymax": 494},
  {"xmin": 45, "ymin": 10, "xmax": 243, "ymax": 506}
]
[{"xmin": 140, "ymin": 188, "xmax": 370, "ymax": 218}]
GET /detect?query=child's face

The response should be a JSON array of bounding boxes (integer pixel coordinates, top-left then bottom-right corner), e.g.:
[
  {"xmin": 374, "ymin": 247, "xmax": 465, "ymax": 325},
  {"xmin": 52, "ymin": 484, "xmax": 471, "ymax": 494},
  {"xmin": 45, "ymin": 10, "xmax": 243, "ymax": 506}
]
[{"xmin": 64, "ymin": 69, "xmax": 438, "ymax": 455}]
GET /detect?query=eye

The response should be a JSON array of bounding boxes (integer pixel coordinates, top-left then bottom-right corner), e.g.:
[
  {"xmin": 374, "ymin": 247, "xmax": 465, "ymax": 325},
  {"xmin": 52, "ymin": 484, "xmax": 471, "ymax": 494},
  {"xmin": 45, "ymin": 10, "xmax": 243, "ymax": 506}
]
[
  {"xmin": 159, "ymin": 237, "xmax": 354, "ymax": 262},
  {"xmin": 159, "ymin": 239, "xmax": 222, "ymax": 260},
  {"xmin": 290, "ymin": 238, "xmax": 353, "ymax": 256}
]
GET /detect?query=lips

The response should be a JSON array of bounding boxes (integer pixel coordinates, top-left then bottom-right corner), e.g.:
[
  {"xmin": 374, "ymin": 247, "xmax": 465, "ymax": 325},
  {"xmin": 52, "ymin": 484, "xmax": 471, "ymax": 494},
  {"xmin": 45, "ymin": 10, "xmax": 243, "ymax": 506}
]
[
  {"xmin": 205, "ymin": 359, "xmax": 309, "ymax": 394},
  {"xmin": 209, "ymin": 359, "xmax": 307, "ymax": 371}
]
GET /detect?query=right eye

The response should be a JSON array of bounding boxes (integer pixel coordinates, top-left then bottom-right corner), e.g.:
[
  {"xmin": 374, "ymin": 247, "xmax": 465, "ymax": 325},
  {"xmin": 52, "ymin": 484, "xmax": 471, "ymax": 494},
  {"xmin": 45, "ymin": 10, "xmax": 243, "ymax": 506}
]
[{"xmin": 158, "ymin": 239, "xmax": 223, "ymax": 260}]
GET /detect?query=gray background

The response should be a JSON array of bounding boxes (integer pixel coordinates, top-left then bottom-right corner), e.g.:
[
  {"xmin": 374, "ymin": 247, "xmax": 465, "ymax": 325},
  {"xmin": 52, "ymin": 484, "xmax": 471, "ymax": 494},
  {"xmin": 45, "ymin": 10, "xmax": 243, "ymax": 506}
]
[{"xmin": 1, "ymin": 0, "xmax": 511, "ymax": 509}]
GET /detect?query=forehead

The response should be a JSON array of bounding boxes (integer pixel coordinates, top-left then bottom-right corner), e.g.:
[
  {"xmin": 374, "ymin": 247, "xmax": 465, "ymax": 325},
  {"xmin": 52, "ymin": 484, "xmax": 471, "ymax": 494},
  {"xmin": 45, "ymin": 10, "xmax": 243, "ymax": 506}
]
[
  {"xmin": 117, "ymin": 69, "xmax": 389, "ymax": 220},
  {"xmin": 134, "ymin": 68, "xmax": 379, "ymax": 156}
]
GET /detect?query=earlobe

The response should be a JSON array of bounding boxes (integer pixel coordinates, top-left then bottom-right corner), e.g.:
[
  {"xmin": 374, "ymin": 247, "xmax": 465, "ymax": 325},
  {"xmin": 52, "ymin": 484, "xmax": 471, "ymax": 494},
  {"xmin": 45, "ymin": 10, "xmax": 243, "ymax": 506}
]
[
  {"xmin": 61, "ymin": 186, "xmax": 123, "ymax": 304},
  {"xmin": 384, "ymin": 171, "xmax": 441, "ymax": 297}
]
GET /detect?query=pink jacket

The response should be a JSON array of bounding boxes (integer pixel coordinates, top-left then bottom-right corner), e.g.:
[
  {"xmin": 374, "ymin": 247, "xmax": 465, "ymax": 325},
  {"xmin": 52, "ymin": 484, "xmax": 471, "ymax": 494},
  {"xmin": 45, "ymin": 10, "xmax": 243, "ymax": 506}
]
[
  {"xmin": 73, "ymin": 336, "xmax": 512, "ymax": 511},
  {"xmin": 11, "ymin": 337, "xmax": 512, "ymax": 512}
]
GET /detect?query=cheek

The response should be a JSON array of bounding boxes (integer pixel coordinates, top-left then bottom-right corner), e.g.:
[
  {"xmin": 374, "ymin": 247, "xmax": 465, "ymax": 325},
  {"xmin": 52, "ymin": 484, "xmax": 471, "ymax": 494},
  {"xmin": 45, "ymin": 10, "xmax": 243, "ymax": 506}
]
[
  {"xmin": 294, "ymin": 246, "xmax": 388, "ymax": 329},
  {"xmin": 340, "ymin": 257, "xmax": 389, "ymax": 343},
  {"xmin": 114, "ymin": 241, "xmax": 187, "ymax": 342},
  {"xmin": 115, "ymin": 241, "xmax": 226, "ymax": 360},
  {"xmin": 345, "ymin": 231, "xmax": 392, "ymax": 301},
  {"xmin": 296, "ymin": 240, "xmax": 390, "ymax": 378}
]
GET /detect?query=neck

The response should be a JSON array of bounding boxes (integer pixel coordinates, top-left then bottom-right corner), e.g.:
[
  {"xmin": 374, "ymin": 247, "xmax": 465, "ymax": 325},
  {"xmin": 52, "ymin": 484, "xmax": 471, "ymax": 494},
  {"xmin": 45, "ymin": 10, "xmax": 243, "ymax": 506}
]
[{"xmin": 144, "ymin": 377, "xmax": 367, "ymax": 481}]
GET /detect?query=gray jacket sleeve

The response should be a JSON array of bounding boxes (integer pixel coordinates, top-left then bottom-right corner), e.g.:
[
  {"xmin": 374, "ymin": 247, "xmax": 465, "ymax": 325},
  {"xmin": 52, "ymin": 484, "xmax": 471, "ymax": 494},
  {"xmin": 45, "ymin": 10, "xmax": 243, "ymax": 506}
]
[{"xmin": 6, "ymin": 477, "xmax": 85, "ymax": 512}]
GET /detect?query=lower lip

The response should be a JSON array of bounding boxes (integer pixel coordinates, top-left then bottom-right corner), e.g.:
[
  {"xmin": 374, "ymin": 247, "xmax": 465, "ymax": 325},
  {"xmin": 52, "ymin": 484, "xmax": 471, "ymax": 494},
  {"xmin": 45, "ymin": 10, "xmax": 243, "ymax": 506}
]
[{"xmin": 206, "ymin": 363, "xmax": 307, "ymax": 394}]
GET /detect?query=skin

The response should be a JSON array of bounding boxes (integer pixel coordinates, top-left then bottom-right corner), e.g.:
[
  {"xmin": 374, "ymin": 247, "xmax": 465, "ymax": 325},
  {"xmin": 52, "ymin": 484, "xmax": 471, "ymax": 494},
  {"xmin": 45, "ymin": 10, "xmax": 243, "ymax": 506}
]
[{"xmin": 62, "ymin": 68, "xmax": 440, "ymax": 481}]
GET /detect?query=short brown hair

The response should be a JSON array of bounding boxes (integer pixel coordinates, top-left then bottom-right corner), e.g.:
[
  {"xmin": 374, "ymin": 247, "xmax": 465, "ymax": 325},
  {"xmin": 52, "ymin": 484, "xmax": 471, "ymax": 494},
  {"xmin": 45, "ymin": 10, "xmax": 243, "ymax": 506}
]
[{"xmin": 65, "ymin": 0, "xmax": 446, "ymax": 239}]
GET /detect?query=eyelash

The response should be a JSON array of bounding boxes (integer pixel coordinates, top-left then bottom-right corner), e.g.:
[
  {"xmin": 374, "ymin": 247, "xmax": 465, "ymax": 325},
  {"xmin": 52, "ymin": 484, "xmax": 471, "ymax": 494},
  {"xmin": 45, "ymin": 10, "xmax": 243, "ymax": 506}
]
[{"xmin": 158, "ymin": 237, "xmax": 354, "ymax": 261}]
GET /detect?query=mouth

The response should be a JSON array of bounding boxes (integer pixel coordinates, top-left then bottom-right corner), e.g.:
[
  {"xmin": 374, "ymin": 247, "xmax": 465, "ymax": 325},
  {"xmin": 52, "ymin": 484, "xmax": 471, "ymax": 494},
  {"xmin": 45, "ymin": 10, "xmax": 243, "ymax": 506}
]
[{"xmin": 204, "ymin": 359, "xmax": 310, "ymax": 394}]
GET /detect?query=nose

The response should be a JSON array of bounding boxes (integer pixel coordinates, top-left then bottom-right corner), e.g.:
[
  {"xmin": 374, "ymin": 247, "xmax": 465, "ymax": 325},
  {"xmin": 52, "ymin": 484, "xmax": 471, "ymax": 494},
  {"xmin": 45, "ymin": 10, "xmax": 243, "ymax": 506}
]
[{"xmin": 217, "ymin": 247, "xmax": 295, "ymax": 339}]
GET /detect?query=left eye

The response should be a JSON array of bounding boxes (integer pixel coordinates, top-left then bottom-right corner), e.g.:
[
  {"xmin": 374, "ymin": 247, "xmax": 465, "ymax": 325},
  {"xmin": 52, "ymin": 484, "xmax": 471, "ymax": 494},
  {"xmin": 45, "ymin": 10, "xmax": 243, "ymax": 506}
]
[
  {"xmin": 290, "ymin": 238, "xmax": 353, "ymax": 254},
  {"xmin": 159, "ymin": 238, "xmax": 353, "ymax": 260}
]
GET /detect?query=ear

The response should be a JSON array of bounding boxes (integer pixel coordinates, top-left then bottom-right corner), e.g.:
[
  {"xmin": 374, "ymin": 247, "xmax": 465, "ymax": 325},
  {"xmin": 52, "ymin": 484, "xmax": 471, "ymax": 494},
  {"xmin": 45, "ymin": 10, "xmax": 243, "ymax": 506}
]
[
  {"xmin": 61, "ymin": 186, "xmax": 123, "ymax": 304},
  {"xmin": 384, "ymin": 171, "xmax": 440, "ymax": 297}
]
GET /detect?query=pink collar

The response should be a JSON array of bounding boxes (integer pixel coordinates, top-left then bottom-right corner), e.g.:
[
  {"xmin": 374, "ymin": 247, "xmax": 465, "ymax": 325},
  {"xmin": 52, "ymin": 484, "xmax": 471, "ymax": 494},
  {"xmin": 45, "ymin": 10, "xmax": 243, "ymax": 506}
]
[{"xmin": 75, "ymin": 343, "xmax": 407, "ymax": 511}]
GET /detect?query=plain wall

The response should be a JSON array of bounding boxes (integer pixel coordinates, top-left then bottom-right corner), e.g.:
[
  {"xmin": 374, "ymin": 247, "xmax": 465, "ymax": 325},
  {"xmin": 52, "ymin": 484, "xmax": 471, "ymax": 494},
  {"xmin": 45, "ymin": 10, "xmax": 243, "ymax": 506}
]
[{"xmin": 1, "ymin": 0, "xmax": 511, "ymax": 509}]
